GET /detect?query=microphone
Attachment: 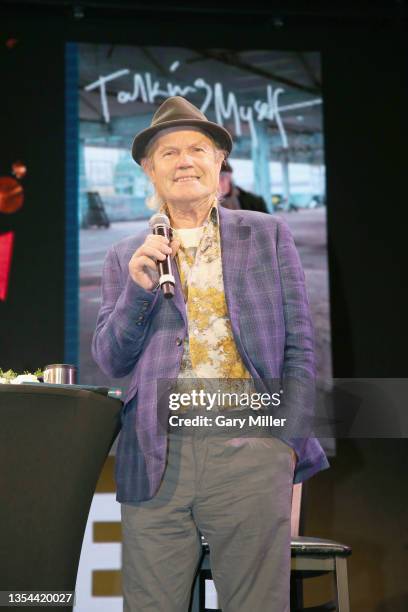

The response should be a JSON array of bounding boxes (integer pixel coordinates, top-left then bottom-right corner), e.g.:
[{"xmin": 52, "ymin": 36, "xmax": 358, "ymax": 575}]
[{"xmin": 148, "ymin": 212, "xmax": 175, "ymax": 299}]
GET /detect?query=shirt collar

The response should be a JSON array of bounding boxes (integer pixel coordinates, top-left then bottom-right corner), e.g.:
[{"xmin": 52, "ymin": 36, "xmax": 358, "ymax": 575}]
[{"xmin": 159, "ymin": 197, "xmax": 219, "ymax": 229}]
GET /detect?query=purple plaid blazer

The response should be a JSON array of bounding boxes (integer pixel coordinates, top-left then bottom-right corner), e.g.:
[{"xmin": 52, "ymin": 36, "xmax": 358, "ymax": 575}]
[{"xmin": 92, "ymin": 205, "xmax": 329, "ymax": 502}]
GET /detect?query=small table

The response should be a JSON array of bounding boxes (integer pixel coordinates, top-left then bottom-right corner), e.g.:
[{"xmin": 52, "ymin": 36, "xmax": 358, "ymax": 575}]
[{"xmin": 0, "ymin": 384, "xmax": 121, "ymax": 611}]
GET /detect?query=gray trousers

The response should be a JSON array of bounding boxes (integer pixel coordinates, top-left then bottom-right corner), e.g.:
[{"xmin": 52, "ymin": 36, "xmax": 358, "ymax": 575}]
[{"xmin": 121, "ymin": 429, "xmax": 295, "ymax": 612}]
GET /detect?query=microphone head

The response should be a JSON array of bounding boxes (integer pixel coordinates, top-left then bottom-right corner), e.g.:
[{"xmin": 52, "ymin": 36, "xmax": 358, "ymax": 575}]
[{"xmin": 149, "ymin": 213, "xmax": 170, "ymax": 229}]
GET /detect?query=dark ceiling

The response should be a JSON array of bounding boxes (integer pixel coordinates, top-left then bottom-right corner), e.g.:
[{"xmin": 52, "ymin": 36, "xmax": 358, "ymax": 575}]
[{"xmin": 1, "ymin": 0, "xmax": 407, "ymax": 24}]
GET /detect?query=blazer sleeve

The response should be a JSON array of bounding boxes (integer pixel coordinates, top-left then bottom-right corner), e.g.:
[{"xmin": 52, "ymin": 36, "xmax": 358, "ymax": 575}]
[
  {"xmin": 276, "ymin": 217, "xmax": 315, "ymax": 379},
  {"xmin": 91, "ymin": 244, "xmax": 159, "ymax": 378},
  {"xmin": 275, "ymin": 217, "xmax": 316, "ymax": 452}
]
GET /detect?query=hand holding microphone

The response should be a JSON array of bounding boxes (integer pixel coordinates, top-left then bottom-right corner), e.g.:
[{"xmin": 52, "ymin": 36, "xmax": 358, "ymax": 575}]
[{"xmin": 128, "ymin": 213, "xmax": 180, "ymax": 297}]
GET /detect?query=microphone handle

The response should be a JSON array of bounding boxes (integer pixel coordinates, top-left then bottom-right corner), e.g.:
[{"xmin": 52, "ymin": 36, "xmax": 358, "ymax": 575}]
[{"xmin": 153, "ymin": 225, "xmax": 175, "ymax": 299}]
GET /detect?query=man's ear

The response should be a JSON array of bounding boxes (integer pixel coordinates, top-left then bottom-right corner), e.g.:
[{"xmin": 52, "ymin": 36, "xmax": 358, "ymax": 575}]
[
  {"xmin": 141, "ymin": 158, "xmax": 154, "ymax": 182},
  {"xmin": 215, "ymin": 151, "xmax": 226, "ymax": 173}
]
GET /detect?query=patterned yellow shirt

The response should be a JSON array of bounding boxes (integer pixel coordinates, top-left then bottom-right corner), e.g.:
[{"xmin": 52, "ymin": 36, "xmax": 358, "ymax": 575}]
[{"xmin": 168, "ymin": 202, "xmax": 251, "ymax": 382}]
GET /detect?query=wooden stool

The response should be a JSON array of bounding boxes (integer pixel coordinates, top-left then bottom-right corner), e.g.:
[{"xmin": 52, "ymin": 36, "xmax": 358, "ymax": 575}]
[
  {"xmin": 290, "ymin": 536, "xmax": 352, "ymax": 611},
  {"xmin": 192, "ymin": 535, "xmax": 351, "ymax": 612}
]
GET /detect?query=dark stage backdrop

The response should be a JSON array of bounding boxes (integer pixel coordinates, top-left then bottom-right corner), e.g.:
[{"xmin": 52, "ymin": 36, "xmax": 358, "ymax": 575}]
[
  {"xmin": 1, "ymin": 10, "xmax": 408, "ymax": 611},
  {"xmin": 0, "ymin": 37, "xmax": 65, "ymax": 369}
]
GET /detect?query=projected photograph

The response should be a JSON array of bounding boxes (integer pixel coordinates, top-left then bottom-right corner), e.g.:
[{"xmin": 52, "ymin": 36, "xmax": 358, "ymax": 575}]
[{"xmin": 73, "ymin": 44, "xmax": 330, "ymax": 389}]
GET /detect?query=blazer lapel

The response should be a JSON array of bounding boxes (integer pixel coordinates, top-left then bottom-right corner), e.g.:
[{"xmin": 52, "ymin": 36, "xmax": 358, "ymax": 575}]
[
  {"xmin": 218, "ymin": 204, "xmax": 251, "ymax": 329},
  {"xmin": 170, "ymin": 256, "xmax": 187, "ymax": 327}
]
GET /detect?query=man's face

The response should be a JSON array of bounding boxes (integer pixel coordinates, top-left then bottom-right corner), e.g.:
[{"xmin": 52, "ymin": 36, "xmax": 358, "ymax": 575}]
[{"xmin": 142, "ymin": 128, "xmax": 224, "ymax": 206}]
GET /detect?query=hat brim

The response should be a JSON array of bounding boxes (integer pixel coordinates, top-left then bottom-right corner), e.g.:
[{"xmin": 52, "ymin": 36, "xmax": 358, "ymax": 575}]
[{"xmin": 131, "ymin": 118, "xmax": 233, "ymax": 165}]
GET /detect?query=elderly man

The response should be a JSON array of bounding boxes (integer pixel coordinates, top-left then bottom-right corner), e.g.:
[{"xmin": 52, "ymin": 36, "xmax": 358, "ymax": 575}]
[{"xmin": 92, "ymin": 96, "xmax": 329, "ymax": 612}]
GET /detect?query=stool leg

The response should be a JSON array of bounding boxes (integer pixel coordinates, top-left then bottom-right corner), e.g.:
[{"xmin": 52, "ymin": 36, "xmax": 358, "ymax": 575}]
[
  {"xmin": 290, "ymin": 573, "xmax": 304, "ymax": 610},
  {"xmin": 335, "ymin": 557, "xmax": 350, "ymax": 612}
]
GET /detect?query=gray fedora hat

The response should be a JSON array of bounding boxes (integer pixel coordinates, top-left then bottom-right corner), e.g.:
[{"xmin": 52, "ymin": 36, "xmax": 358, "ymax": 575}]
[{"xmin": 131, "ymin": 96, "xmax": 233, "ymax": 164}]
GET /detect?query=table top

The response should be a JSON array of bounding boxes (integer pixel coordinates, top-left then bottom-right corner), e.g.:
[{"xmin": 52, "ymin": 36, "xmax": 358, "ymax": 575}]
[{"xmin": 0, "ymin": 382, "xmax": 121, "ymax": 401}]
